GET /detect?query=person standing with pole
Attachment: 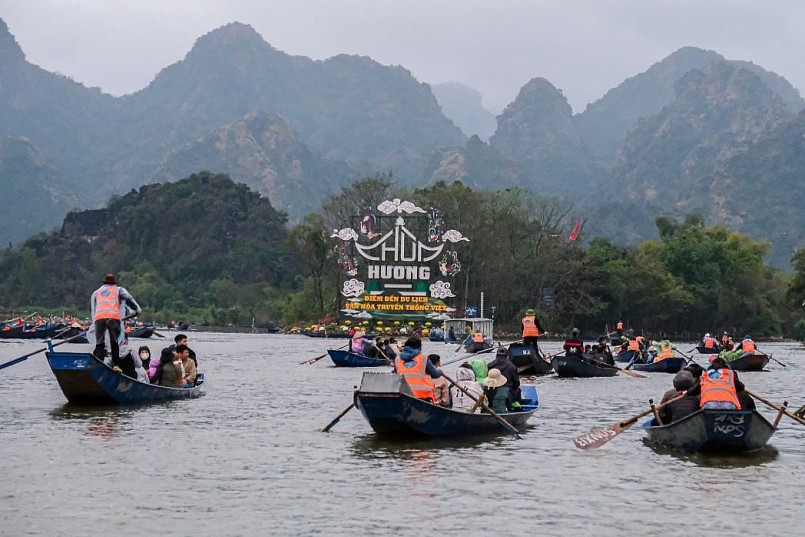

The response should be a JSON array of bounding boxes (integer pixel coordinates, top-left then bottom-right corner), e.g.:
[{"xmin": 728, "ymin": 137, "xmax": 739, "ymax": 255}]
[
  {"xmin": 91, "ymin": 273, "xmax": 141, "ymax": 371},
  {"xmin": 522, "ymin": 308, "xmax": 546, "ymax": 355}
]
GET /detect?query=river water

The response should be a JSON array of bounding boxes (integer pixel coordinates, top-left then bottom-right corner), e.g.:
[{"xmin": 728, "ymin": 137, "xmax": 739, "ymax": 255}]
[{"xmin": 1, "ymin": 335, "xmax": 803, "ymax": 536}]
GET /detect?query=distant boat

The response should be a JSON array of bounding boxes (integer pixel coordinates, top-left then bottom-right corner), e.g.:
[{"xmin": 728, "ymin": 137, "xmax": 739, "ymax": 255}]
[
  {"xmin": 642, "ymin": 409, "xmax": 776, "ymax": 453},
  {"xmin": 551, "ymin": 353, "xmax": 619, "ymax": 378},
  {"xmin": 46, "ymin": 347, "xmax": 203, "ymax": 405},
  {"xmin": 300, "ymin": 330, "xmax": 351, "ymax": 339},
  {"xmin": 726, "ymin": 352, "xmax": 770, "ymax": 372},
  {"xmin": 327, "ymin": 349, "xmax": 391, "ymax": 367},
  {"xmin": 126, "ymin": 325, "xmax": 155, "ymax": 338},
  {"xmin": 354, "ymin": 372, "xmax": 538, "ymax": 436},
  {"xmin": 629, "ymin": 357, "xmax": 686, "ymax": 373},
  {"xmin": 695, "ymin": 345, "xmax": 720, "ymax": 355}
]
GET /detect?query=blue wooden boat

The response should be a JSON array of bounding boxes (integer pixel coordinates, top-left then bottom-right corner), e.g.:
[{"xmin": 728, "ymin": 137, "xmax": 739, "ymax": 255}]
[
  {"xmin": 0, "ymin": 322, "xmax": 66, "ymax": 339},
  {"xmin": 327, "ymin": 349, "xmax": 391, "ymax": 367},
  {"xmin": 45, "ymin": 347, "xmax": 203, "ymax": 405},
  {"xmin": 642, "ymin": 409, "xmax": 776, "ymax": 453},
  {"xmin": 551, "ymin": 353, "xmax": 620, "ymax": 378},
  {"xmin": 629, "ymin": 357, "xmax": 686, "ymax": 373},
  {"xmin": 354, "ymin": 372, "xmax": 538, "ymax": 436},
  {"xmin": 508, "ymin": 342, "xmax": 553, "ymax": 376},
  {"xmin": 615, "ymin": 349, "xmax": 636, "ymax": 363}
]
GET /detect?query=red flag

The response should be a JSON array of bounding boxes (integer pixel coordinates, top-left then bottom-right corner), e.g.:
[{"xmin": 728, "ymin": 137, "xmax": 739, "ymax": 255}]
[{"xmin": 568, "ymin": 221, "xmax": 581, "ymax": 241}]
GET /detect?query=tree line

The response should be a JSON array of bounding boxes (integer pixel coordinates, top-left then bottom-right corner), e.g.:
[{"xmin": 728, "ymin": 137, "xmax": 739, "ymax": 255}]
[{"xmin": 0, "ymin": 172, "xmax": 803, "ymax": 339}]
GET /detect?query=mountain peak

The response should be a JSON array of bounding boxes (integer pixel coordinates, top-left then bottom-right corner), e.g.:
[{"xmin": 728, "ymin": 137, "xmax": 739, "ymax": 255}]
[
  {"xmin": 187, "ymin": 22, "xmax": 274, "ymax": 58},
  {"xmin": 0, "ymin": 17, "xmax": 26, "ymax": 64}
]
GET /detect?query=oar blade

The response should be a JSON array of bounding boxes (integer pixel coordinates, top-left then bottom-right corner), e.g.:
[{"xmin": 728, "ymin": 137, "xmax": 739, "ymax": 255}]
[{"xmin": 573, "ymin": 420, "xmax": 635, "ymax": 450}]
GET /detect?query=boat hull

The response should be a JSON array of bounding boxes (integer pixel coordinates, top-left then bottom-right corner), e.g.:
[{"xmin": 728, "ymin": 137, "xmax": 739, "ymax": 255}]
[
  {"xmin": 727, "ymin": 352, "xmax": 769, "ymax": 372},
  {"xmin": 508, "ymin": 342, "xmax": 553, "ymax": 375},
  {"xmin": 551, "ymin": 354, "xmax": 619, "ymax": 378},
  {"xmin": 630, "ymin": 357, "xmax": 686, "ymax": 373},
  {"xmin": 127, "ymin": 326, "xmax": 155, "ymax": 338},
  {"xmin": 327, "ymin": 349, "xmax": 390, "ymax": 367},
  {"xmin": 46, "ymin": 351, "xmax": 203, "ymax": 405},
  {"xmin": 695, "ymin": 345, "xmax": 720, "ymax": 354},
  {"xmin": 354, "ymin": 372, "xmax": 537, "ymax": 436},
  {"xmin": 615, "ymin": 349, "xmax": 636, "ymax": 363},
  {"xmin": 643, "ymin": 409, "xmax": 776, "ymax": 453}
]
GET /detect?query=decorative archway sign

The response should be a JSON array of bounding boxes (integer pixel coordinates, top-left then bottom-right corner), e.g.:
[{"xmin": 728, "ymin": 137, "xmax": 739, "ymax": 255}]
[{"xmin": 331, "ymin": 199, "xmax": 470, "ymax": 322}]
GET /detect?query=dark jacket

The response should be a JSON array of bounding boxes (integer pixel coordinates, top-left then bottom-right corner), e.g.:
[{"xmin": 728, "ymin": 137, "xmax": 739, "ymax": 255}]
[
  {"xmin": 486, "ymin": 357, "xmax": 520, "ymax": 402},
  {"xmin": 657, "ymin": 388, "xmax": 700, "ymax": 424},
  {"xmin": 484, "ymin": 386, "xmax": 511, "ymax": 414}
]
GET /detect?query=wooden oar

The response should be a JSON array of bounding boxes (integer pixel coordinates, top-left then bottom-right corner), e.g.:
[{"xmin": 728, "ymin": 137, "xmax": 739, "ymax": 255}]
[
  {"xmin": 300, "ymin": 343, "xmax": 349, "ymax": 365},
  {"xmin": 441, "ymin": 372, "xmax": 522, "ymax": 438},
  {"xmin": 674, "ymin": 348, "xmax": 698, "ymax": 364},
  {"xmin": 573, "ymin": 392, "xmax": 687, "ymax": 449},
  {"xmin": 746, "ymin": 389, "xmax": 805, "ymax": 427},
  {"xmin": 0, "ymin": 332, "xmax": 89, "ymax": 371},
  {"xmin": 322, "ymin": 403, "xmax": 355, "ymax": 432},
  {"xmin": 454, "ymin": 334, "xmax": 471, "ymax": 352},
  {"xmin": 765, "ymin": 353, "xmax": 789, "ymax": 368},
  {"xmin": 592, "ymin": 358, "xmax": 646, "ymax": 378}
]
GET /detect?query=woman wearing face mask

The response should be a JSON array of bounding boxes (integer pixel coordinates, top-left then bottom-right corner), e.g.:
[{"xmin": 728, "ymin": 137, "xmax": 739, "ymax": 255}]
[{"xmin": 138, "ymin": 346, "xmax": 154, "ymax": 382}]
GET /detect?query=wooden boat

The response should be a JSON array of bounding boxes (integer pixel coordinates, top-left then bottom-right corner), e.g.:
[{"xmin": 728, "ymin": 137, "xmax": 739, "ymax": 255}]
[
  {"xmin": 354, "ymin": 372, "xmax": 538, "ymax": 436},
  {"xmin": 55, "ymin": 326, "xmax": 89, "ymax": 344},
  {"xmin": 695, "ymin": 345, "xmax": 720, "ymax": 354},
  {"xmin": 126, "ymin": 325, "xmax": 155, "ymax": 338},
  {"xmin": 508, "ymin": 342, "xmax": 553, "ymax": 376},
  {"xmin": 443, "ymin": 317, "xmax": 494, "ymax": 352},
  {"xmin": 551, "ymin": 353, "xmax": 619, "ymax": 378},
  {"xmin": 615, "ymin": 349, "xmax": 636, "ymax": 363},
  {"xmin": 726, "ymin": 352, "xmax": 770, "ymax": 372},
  {"xmin": 642, "ymin": 409, "xmax": 776, "ymax": 453},
  {"xmin": 629, "ymin": 357, "xmax": 686, "ymax": 373},
  {"xmin": 301, "ymin": 330, "xmax": 351, "ymax": 339},
  {"xmin": 45, "ymin": 347, "xmax": 203, "ymax": 405},
  {"xmin": 327, "ymin": 349, "xmax": 391, "ymax": 367},
  {"xmin": 0, "ymin": 322, "xmax": 65, "ymax": 339}
]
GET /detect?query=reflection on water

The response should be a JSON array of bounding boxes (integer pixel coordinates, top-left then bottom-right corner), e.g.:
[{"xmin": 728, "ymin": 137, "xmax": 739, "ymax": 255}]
[
  {"xmin": 642, "ymin": 438, "xmax": 780, "ymax": 467},
  {"xmin": 1, "ymin": 335, "xmax": 804, "ymax": 537}
]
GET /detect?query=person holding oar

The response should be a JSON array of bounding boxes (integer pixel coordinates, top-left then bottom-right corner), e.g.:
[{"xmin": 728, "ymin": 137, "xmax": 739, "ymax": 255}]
[
  {"xmin": 91, "ymin": 273, "xmax": 142, "ymax": 373},
  {"xmin": 521, "ymin": 308, "xmax": 545, "ymax": 356}
]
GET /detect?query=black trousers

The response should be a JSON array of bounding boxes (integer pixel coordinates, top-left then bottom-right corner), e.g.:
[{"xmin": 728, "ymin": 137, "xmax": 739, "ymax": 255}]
[
  {"xmin": 523, "ymin": 336, "xmax": 540, "ymax": 353},
  {"xmin": 94, "ymin": 318, "xmax": 122, "ymax": 366}
]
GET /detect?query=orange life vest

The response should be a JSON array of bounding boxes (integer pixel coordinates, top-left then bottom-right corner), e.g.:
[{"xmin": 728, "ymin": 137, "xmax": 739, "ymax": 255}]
[
  {"xmin": 657, "ymin": 342, "xmax": 674, "ymax": 360},
  {"xmin": 742, "ymin": 339, "xmax": 755, "ymax": 353},
  {"xmin": 93, "ymin": 285, "xmax": 121, "ymax": 321},
  {"xmin": 616, "ymin": 321, "xmax": 623, "ymax": 330},
  {"xmin": 522, "ymin": 315, "xmax": 540, "ymax": 337},
  {"xmin": 703, "ymin": 336, "xmax": 715, "ymax": 349},
  {"xmin": 700, "ymin": 369, "xmax": 741, "ymax": 409},
  {"xmin": 395, "ymin": 352, "xmax": 435, "ymax": 402},
  {"xmin": 628, "ymin": 340, "xmax": 640, "ymax": 351},
  {"xmin": 473, "ymin": 332, "xmax": 484, "ymax": 343}
]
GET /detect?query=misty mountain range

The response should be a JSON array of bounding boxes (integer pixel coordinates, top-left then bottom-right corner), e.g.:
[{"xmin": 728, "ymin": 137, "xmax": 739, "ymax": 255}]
[{"xmin": 0, "ymin": 17, "xmax": 802, "ymax": 267}]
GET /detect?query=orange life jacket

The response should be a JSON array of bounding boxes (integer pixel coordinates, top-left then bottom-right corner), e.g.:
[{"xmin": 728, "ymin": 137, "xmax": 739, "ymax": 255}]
[
  {"xmin": 628, "ymin": 340, "xmax": 640, "ymax": 351},
  {"xmin": 657, "ymin": 342, "xmax": 674, "ymax": 360},
  {"xmin": 700, "ymin": 369, "xmax": 741, "ymax": 409},
  {"xmin": 742, "ymin": 339, "xmax": 755, "ymax": 353},
  {"xmin": 395, "ymin": 352, "xmax": 435, "ymax": 402},
  {"xmin": 703, "ymin": 336, "xmax": 715, "ymax": 349},
  {"xmin": 616, "ymin": 321, "xmax": 623, "ymax": 330},
  {"xmin": 522, "ymin": 315, "xmax": 540, "ymax": 337},
  {"xmin": 93, "ymin": 285, "xmax": 121, "ymax": 321},
  {"xmin": 473, "ymin": 332, "xmax": 484, "ymax": 343}
]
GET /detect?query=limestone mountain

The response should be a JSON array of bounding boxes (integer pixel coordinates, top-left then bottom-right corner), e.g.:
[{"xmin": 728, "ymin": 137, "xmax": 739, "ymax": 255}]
[
  {"xmin": 0, "ymin": 137, "xmax": 79, "ymax": 245},
  {"xmin": 598, "ymin": 60, "xmax": 797, "ymax": 265},
  {"xmin": 431, "ymin": 82, "xmax": 497, "ymax": 140},
  {"xmin": 153, "ymin": 111, "xmax": 361, "ymax": 219},
  {"xmin": 489, "ymin": 77, "xmax": 605, "ymax": 198},
  {"xmin": 420, "ymin": 135, "xmax": 521, "ymax": 189}
]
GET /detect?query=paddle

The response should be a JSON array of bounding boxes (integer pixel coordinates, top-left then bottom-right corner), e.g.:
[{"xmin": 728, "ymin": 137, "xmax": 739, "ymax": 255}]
[
  {"xmin": 573, "ymin": 392, "xmax": 688, "ymax": 449},
  {"xmin": 746, "ymin": 389, "xmax": 805, "ymax": 427},
  {"xmin": 454, "ymin": 334, "xmax": 471, "ymax": 352},
  {"xmin": 299, "ymin": 343, "xmax": 349, "ymax": 365},
  {"xmin": 591, "ymin": 358, "xmax": 646, "ymax": 378},
  {"xmin": 322, "ymin": 403, "xmax": 355, "ymax": 432},
  {"xmin": 765, "ymin": 353, "xmax": 789, "ymax": 369},
  {"xmin": 0, "ymin": 332, "xmax": 89, "ymax": 371},
  {"xmin": 674, "ymin": 348, "xmax": 698, "ymax": 364},
  {"xmin": 441, "ymin": 345, "xmax": 499, "ymax": 367},
  {"xmin": 441, "ymin": 372, "xmax": 522, "ymax": 438}
]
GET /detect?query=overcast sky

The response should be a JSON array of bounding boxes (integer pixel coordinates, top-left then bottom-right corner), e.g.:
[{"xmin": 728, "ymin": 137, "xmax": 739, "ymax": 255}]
[{"xmin": 1, "ymin": 0, "xmax": 802, "ymax": 113}]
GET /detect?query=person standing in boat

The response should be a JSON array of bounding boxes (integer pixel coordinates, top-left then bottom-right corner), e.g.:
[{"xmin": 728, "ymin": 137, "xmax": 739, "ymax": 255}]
[
  {"xmin": 395, "ymin": 337, "xmax": 442, "ymax": 403},
  {"xmin": 701, "ymin": 333, "xmax": 719, "ymax": 351},
  {"xmin": 521, "ymin": 308, "xmax": 545, "ymax": 353},
  {"xmin": 90, "ymin": 273, "xmax": 141, "ymax": 371},
  {"xmin": 447, "ymin": 326, "xmax": 456, "ymax": 343}
]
